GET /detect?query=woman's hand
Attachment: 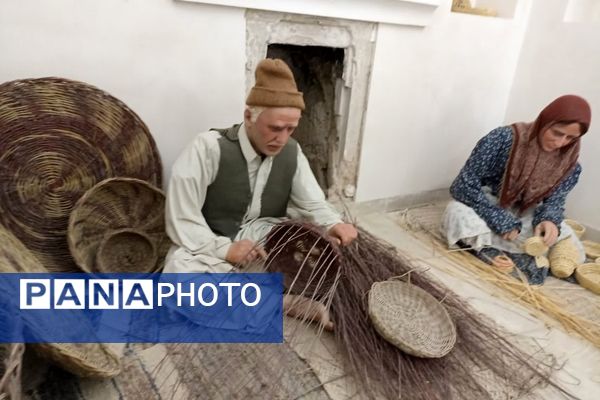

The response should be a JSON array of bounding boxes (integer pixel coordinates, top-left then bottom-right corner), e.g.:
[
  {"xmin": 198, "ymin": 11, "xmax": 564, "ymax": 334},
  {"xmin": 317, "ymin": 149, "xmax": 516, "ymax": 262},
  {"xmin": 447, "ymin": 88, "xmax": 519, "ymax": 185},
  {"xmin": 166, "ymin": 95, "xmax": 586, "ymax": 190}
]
[
  {"xmin": 534, "ymin": 221, "xmax": 559, "ymax": 247},
  {"xmin": 501, "ymin": 229, "xmax": 520, "ymax": 241}
]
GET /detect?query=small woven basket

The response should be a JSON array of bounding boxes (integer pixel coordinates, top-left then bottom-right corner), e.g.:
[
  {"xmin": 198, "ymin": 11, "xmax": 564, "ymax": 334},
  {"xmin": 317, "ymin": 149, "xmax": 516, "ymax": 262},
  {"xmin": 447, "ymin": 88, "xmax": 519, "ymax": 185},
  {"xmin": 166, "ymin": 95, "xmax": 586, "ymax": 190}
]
[
  {"xmin": 564, "ymin": 219, "xmax": 586, "ymax": 239},
  {"xmin": 582, "ymin": 240, "xmax": 600, "ymax": 260},
  {"xmin": 523, "ymin": 236, "xmax": 548, "ymax": 257},
  {"xmin": 368, "ymin": 280, "xmax": 456, "ymax": 358},
  {"xmin": 575, "ymin": 263, "xmax": 600, "ymax": 295},
  {"xmin": 69, "ymin": 177, "xmax": 170, "ymax": 273},
  {"xmin": 0, "ymin": 344, "xmax": 25, "ymax": 400},
  {"xmin": 96, "ymin": 228, "xmax": 157, "ymax": 273},
  {"xmin": 0, "ymin": 77, "xmax": 162, "ymax": 272},
  {"xmin": 549, "ymin": 238, "xmax": 579, "ymax": 278}
]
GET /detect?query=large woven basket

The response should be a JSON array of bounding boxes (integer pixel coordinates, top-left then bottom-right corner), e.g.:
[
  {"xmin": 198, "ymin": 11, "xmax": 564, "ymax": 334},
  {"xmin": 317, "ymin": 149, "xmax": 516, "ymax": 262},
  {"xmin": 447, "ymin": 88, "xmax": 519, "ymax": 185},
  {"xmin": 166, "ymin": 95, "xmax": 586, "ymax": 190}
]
[
  {"xmin": 575, "ymin": 263, "xmax": 600, "ymax": 295},
  {"xmin": 68, "ymin": 177, "xmax": 170, "ymax": 273},
  {"xmin": 0, "ymin": 225, "xmax": 122, "ymax": 378},
  {"xmin": 549, "ymin": 238, "xmax": 579, "ymax": 278},
  {"xmin": 0, "ymin": 77, "xmax": 162, "ymax": 272},
  {"xmin": 582, "ymin": 240, "xmax": 600, "ymax": 260},
  {"xmin": 0, "ymin": 344, "xmax": 24, "ymax": 400},
  {"xmin": 263, "ymin": 222, "xmax": 341, "ymax": 300},
  {"xmin": 368, "ymin": 280, "xmax": 456, "ymax": 358}
]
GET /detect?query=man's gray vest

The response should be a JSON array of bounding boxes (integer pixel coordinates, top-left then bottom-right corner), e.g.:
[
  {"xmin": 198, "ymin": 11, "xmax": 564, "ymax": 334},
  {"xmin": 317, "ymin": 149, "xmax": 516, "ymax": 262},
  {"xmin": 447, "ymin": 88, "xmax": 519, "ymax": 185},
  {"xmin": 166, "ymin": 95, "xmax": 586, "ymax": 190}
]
[{"xmin": 202, "ymin": 124, "xmax": 298, "ymax": 239}]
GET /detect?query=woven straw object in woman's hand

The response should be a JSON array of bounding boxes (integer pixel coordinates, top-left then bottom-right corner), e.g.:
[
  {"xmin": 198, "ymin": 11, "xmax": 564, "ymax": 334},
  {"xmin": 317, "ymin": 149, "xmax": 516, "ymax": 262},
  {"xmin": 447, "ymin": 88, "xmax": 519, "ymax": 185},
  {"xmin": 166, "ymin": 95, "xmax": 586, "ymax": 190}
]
[{"xmin": 523, "ymin": 236, "xmax": 548, "ymax": 257}]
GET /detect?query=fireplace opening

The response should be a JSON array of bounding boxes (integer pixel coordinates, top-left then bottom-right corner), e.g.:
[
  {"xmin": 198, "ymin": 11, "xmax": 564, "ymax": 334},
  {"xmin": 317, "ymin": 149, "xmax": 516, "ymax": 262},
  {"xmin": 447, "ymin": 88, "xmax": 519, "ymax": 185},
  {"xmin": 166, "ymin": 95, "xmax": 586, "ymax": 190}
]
[{"xmin": 266, "ymin": 44, "xmax": 344, "ymax": 194}]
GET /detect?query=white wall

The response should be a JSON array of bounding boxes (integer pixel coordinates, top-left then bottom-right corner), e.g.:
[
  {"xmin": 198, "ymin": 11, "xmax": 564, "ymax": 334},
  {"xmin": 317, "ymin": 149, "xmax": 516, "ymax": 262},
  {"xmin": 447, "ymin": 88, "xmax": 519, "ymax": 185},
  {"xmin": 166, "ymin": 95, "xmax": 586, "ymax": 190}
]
[
  {"xmin": 0, "ymin": 0, "xmax": 246, "ymax": 184},
  {"xmin": 355, "ymin": 0, "xmax": 532, "ymax": 202},
  {"xmin": 505, "ymin": 0, "xmax": 600, "ymax": 230}
]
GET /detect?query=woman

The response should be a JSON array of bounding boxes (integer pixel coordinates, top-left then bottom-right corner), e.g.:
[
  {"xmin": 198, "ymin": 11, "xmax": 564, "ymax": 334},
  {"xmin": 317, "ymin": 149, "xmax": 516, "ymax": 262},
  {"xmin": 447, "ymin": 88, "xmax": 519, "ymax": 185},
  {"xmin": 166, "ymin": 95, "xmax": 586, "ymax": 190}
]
[{"xmin": 442, "ymin": 95, "xmax": 591, "ymax": 284}]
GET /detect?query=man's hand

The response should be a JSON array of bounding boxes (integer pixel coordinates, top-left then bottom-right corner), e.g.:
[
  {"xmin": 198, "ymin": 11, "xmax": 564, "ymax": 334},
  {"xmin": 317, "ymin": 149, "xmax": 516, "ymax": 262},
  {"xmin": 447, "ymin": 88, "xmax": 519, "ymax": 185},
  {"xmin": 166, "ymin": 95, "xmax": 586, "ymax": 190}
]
[
  {"xmin": 283, "ymin": 294, "xmax": 334, "ymax": 331},
  {"xmin": 225, "ymin": 239, "xmax": 267, "ymax": 265},
  {"xmin": 327, "ymin": 223, "xmax": 358, "ymax": 246},
  {"xmin": 534, "ymin": 221, "xmax": 559, "ymax": 247},
  {"xmin": 501, "ymin": 229, "xmax": 519, "ymax": 241}
]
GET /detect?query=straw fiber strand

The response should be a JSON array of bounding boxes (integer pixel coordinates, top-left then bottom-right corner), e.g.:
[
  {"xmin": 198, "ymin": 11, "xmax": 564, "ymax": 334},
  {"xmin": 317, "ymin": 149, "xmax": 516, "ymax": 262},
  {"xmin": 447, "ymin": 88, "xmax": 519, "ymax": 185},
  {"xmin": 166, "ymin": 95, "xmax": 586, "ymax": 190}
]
[
  {"xmin": 0, "ymin": 77, "xmax": 162, "ymax": 272},
  {"xmin": 68, "ymin": 177, "xmax": 169, "ymax": 273}
]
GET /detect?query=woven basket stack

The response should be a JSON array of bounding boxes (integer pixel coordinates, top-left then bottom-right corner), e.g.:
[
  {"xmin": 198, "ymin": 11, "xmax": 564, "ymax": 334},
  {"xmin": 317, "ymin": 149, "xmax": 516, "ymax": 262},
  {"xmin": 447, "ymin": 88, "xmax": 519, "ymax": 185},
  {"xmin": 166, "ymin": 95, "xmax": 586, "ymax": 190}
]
[
  {"xmin": 68, "ymin": 177, "xmax": 170, "ymax": 273},
  {"xmin": 0, "ymin": 77, "xmax": 169, "ymax": 388}
]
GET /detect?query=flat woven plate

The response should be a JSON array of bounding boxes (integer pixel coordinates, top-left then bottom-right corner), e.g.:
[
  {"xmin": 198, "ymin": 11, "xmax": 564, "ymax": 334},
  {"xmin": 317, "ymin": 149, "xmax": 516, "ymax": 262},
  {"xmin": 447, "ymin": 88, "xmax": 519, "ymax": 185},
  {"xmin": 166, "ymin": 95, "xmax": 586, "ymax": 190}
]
[
  {"xmin": 368, "ymin": 280, "xmax": 456, "ymax": 358},
  {"xmin": 68, "ymin": 177, "xmax": 170, "ymax": 273},
  {"xmin": 0, "ymin": 77, "xmax": 162, "ymax": 272}
]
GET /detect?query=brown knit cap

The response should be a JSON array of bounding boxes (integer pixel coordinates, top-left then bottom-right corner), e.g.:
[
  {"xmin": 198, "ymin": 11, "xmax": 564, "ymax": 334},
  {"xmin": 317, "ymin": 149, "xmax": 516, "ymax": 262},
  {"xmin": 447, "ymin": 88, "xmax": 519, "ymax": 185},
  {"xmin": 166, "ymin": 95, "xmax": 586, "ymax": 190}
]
[{"xmin": 246, "ymin": 59, "xmax": 305, "ymax": 110}]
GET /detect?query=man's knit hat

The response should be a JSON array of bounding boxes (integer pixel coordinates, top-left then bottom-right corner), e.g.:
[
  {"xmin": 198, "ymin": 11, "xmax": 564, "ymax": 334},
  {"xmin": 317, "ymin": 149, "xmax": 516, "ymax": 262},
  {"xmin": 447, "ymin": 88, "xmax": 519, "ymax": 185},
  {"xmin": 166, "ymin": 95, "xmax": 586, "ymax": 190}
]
[{"xmin": 246, "ymin": 59, "xmax": 305, "ymax": 110}]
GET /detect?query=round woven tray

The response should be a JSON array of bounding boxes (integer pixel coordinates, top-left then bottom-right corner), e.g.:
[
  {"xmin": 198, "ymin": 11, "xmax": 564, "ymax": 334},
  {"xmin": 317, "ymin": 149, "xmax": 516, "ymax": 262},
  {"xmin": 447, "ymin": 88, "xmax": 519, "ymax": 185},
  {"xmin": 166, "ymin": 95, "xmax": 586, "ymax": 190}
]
[
  {"xmin": 575, "ymin": 263, "xmax": 600, "ymax": 295},
  {"xmin": 0, "ymin": 225, "xmax": 122, "ymax": 378},
  {"xmin": 263, "ymin": 222, "xmax": 341, "ymax": 300},
  {"xmin": 68, "ymin": 177, "xmax": 170, "ymax": 273},
  {"xmin": 582, "ymin": 240, "xmax": 600, "ymax": 260},
  {"xmin": 564, "ymin": 219, "xmax": 586, "ymax": 239},
  {"xmin": 0, "ymin": 77, "xmax": 162, "ymax": 272},
  {"xmin": 523, "ymin": 236, "xmax": 548, "ymax": 257},
  {"xmin": 96, "ymin": 228, "xmax": 157, "ymax": 273},
  {"xmin": 368, "ymin": 281, "xmax": 456, "ymax": 358}
]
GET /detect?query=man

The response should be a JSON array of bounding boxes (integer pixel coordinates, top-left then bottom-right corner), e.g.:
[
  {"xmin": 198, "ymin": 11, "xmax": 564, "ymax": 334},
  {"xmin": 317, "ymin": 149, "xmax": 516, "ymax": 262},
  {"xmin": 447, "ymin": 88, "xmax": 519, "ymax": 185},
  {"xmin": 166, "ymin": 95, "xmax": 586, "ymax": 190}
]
[{"xmin": 164, "ymin": 58, "xmax": 358, "ymax": 328}]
